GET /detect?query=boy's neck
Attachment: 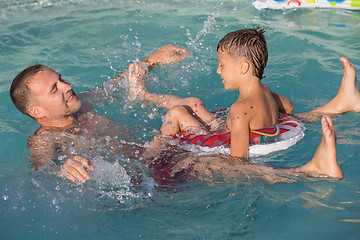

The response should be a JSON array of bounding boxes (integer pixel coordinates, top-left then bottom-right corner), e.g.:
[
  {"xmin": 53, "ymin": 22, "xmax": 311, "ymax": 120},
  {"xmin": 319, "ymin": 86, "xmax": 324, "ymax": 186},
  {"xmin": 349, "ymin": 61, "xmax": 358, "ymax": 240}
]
[{"xmin": 237, "ymin": 76, "xmax": 262, "ymax": 98}]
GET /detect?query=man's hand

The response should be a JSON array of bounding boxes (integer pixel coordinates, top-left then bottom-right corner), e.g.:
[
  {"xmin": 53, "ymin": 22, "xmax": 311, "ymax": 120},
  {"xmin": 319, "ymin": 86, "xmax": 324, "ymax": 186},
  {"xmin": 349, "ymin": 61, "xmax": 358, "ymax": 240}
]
[
  {"xmin": 60, "ymin": 156, "xmax": 94, "ymax": 183},
  {"xmin": 145, "ymin": 44, "xmax": 189, "ymax": 65}
]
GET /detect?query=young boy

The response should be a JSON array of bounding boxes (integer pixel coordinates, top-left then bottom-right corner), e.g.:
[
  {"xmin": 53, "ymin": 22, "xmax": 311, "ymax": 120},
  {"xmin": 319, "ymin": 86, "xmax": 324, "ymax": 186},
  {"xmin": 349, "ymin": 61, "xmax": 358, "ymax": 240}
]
[{"xmin": 129, "ymin": 27, "xmax": 294, "ymax": 158}]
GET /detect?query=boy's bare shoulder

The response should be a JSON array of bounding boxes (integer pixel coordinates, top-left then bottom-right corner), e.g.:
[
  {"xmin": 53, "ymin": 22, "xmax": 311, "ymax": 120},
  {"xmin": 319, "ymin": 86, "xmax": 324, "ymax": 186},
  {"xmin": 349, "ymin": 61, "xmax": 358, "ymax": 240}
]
[
  {"xmin": 229, "ymin": 99, "xmax": 255, "ymax": 118},
  {"xmin": 227, "ymin": 100, "xmax": 254, "ymax": 130}
]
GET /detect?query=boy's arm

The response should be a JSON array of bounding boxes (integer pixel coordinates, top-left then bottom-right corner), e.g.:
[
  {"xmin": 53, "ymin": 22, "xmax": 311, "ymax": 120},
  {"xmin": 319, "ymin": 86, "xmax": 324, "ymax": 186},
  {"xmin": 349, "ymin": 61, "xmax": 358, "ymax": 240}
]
[
  {"xmin": 229, "ymin": 103, "xmax": 251, "ymax": 158},
  {"xmin": 271, "ymin": 91, "xmax": 294, "ymax": 114}
]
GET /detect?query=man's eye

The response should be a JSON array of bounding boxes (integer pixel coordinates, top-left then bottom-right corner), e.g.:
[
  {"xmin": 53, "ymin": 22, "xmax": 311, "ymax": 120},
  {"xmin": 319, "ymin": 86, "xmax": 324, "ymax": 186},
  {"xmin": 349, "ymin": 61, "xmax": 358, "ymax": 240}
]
[
  {"xmin": 60, "ymin": 77, "xmax": 70, "ymax": 85},
  {"xmin": 52, "ymin": 87, "xmax": 58, "ymax": 93}
]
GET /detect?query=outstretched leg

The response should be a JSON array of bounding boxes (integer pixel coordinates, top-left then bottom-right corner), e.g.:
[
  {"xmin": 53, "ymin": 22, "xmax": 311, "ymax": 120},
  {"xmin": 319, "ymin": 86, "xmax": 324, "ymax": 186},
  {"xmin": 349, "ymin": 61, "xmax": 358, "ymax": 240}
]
[
  {"xmin": 311, "ymin": 57, "xmax": 360, "ymax": 114},
  {"xmin": 295, "ymin": 57, "xmax": 360, "ymax": 122},
  {"xmin": 296, "ymin": 115, "xmax": 343, "ymax": 179}
]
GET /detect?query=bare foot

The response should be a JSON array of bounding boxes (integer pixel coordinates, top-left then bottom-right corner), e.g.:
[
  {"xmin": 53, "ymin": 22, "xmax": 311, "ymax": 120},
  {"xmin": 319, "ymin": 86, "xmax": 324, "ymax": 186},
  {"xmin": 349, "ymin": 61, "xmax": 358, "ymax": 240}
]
[
  {"xmin": 128, "ymin": 63, "xmax": 146, "ymax": 101},
  {"xmin": 311, "ymin": 57, "xmax": 360, "ymax": 114},
  {"xmin": 297, "ymin": 116, "xmax": 343, "ymax": 179}
]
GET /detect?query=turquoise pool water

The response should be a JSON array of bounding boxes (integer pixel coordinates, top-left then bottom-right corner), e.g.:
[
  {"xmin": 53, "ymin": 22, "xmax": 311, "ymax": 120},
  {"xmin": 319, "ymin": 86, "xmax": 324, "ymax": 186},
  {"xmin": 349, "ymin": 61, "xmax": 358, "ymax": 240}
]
[{"xmin": 1, "ymin": 0, "xmax": 359, "ymax": 239}]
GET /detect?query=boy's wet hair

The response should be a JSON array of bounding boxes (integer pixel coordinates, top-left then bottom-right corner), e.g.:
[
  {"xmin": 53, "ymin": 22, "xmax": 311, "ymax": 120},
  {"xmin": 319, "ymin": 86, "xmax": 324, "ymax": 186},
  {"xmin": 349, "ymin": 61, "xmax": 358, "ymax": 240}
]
[
  {"xmin": 10, "ymin": 64, "xmax": 46, "ymax": 118},
  {"xmin": 217, "ymin": 27, "xmax": 268, "ymax": 79}
]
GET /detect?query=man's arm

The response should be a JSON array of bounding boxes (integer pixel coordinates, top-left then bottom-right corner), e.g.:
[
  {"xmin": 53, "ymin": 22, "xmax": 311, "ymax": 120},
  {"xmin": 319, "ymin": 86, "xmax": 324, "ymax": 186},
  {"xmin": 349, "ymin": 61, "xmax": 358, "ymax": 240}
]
[
  {"xmin": 59, "ymin": 156, "xmax": 94, "ymax": 183},
  {"xmin": 141, "ymin": 134, "xmax": 172, "ymax": 164},
  {"xmin": 271, "ymin": 91, "xmax": 294, "ymax": 114},
  {"xmin": 28, "ymin": 135, "xmax": 56, "ymax": 170},
  {"xmin": 28, "ymin": 134, "xmax": 93, "ymax": 183},
  {"xmin": 113, "ymin": 44, "xmax": 189, "ymax": 81},
  {"xmin": 79, "ymin": 44, "xmax": 189, "ymax": 104}
]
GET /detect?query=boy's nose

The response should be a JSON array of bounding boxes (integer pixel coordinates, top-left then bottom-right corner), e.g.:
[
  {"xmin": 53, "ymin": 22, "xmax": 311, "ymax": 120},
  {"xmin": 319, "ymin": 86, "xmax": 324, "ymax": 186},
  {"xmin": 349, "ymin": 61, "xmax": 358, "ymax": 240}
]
[{"xmin": 216, "ymin": 67, "xmax": 221, "ymax": 74}]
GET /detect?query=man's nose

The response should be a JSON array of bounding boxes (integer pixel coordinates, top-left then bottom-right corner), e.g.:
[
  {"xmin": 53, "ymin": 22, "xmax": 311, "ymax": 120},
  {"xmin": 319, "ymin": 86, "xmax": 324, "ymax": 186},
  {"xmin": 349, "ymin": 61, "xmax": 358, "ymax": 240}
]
[{"xmin": 60, "ymin": 80, "xmax": 72, "ymax": 92}]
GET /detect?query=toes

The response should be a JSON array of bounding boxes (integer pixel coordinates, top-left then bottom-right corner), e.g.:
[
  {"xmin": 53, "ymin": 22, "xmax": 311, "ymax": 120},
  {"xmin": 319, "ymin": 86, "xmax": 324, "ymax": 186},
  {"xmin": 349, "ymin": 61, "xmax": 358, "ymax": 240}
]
[
  {"xmin": 340, "ymin": 56, "xmax": 349, "ymax": 65},
  {"xmin": 129, "ymin": 64, "xmax": 136, "ymax": 74},
  {"xmin": 340, "ymin": 57, "xmax": 356, "ymax": 77},
  {"xmin": 321, "ymin": 115, "xmax": 336, "ymax": 140},
  {"xmin": 326, "ymin": 115, "xmax": 333, "ymax": 127},
  {"xmin": 340, "ymin": 57, "xmax": 350, "ymax": 71},
  {"xmin": 129, "ymin": 63, "xmax": 135, "ymax": 71}
]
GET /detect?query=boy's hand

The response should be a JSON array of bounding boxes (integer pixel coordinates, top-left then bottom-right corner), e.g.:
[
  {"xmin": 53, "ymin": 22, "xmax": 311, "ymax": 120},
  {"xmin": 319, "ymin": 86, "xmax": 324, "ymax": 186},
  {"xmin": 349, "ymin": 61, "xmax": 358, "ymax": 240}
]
[
  {"xmin": 146, "ymin": 44, "xmax": 189, "ymax": 65},
  {"xmin": 60, "ymin": 156, "xmax": 94, "ymax": 183}
]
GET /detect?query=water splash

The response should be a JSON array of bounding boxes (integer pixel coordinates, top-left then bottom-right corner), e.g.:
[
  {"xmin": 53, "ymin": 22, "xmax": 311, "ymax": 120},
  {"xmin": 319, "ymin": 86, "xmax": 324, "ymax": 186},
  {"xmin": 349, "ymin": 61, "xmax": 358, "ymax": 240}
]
[
  {"xmin": 184, "ymin": 14, "xmax": 218, "ymax": 53},
  {"xmin": 81, "ymin": 156, "xmax": 155, "ymax": 211}
]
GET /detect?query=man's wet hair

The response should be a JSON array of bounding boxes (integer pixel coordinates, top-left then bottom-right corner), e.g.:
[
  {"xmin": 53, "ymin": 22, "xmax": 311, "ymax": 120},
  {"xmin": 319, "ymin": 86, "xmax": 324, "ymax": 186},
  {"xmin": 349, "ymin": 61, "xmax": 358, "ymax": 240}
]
[
  {"xmin": 217, "ymin": 27, "xmax": 268, "ymax": 79},
  {"xmin": 10, "ymin": 64, "xmax": 46, "ymax": 118}
]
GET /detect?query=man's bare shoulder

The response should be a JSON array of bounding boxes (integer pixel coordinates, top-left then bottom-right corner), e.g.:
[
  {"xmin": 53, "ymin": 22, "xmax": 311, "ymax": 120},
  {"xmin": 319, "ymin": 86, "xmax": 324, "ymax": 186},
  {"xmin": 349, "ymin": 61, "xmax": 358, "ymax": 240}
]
[
  {"xmin": 28, "ymin": 129, "xmax": 59, "ymax": 169},
  {"xmin": 28, "ymin": 129, "xmax": 58, "ymax": 149}
]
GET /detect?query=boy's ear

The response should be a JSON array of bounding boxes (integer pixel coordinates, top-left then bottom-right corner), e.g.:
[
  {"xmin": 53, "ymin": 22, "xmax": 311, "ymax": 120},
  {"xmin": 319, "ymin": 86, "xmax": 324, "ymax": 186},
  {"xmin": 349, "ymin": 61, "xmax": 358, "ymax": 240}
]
[
  {"xmin": 238, "ymin": 60, "xmax": 250, "ymax": 75},
  {"xmin": 28, "ymin": 106, "xmax": 45, "ymax": 119}
]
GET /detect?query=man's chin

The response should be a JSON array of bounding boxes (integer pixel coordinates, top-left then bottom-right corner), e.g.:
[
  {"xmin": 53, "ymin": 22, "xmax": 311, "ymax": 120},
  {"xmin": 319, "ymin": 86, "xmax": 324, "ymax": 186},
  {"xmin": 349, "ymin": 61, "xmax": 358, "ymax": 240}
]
[{"xmin": 67, "ymin": 100, "xmax": 82, "ymax": 116}]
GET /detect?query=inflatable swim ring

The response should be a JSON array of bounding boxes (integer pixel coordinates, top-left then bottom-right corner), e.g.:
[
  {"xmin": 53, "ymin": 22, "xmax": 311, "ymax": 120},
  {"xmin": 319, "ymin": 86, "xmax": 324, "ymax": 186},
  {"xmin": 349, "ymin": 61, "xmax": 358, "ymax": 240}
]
[
  {"xmin": 252, "ymin": 0, "xmax": 360, "ymax": 10},
  {"xmin": 173, "ymin": 108, "xmax": 306, "ymax": 157}
]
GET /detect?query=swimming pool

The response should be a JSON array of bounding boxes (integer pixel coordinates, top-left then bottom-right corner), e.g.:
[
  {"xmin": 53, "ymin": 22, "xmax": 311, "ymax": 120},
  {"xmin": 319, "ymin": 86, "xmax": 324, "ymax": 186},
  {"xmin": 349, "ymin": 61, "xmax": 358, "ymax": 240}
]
[{"xmin": 1, "ymin": 0, "xmax": 359, "ymax": 239}]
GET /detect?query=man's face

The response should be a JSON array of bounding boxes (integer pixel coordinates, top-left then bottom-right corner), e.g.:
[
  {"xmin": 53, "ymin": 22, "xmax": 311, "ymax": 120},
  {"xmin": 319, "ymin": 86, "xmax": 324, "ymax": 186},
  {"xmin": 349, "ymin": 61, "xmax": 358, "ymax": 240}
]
[{"xmin": 28, "ymin": 67, "xmax": 82, "ymax": 121}]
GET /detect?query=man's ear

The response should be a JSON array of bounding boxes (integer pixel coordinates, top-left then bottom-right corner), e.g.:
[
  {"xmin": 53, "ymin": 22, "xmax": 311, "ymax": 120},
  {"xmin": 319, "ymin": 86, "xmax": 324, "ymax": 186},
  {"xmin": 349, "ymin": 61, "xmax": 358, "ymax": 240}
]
[
  {"xmin": 28, "ymin": 106, "xmax": 45, "ymax": 119},
  {"xmin": 238, "ymin": 60, "xmax": 250, "ymax": 75}
]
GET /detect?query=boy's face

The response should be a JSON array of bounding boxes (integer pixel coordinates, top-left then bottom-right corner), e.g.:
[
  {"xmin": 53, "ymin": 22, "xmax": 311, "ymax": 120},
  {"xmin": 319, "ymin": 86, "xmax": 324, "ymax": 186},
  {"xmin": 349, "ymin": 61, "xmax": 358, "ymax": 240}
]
[
  {"xmin": 28, "ymin": 67, "xmax": 82, "ymax": 121},
  {"xmin": 216, "ymin": 50, "xmax": 241, "ymax": 90}
]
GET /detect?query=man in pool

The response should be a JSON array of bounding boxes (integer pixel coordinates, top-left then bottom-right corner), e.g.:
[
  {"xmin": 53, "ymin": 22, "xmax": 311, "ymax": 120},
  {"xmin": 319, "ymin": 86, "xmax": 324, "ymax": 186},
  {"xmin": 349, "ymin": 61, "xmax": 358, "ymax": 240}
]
[
  {"xmin": 10, "ymin": 44, "xmax": 189, "ymax": 183},
  {"xmin": 10, "ymin": 44, "xmax": 352, "ymax": 184}
]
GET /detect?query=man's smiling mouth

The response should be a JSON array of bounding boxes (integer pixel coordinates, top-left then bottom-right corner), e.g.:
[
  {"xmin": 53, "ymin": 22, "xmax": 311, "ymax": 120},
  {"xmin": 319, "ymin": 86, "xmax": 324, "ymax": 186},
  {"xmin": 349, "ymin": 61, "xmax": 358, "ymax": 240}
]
[{"xmin": 66, "ymin": 90, "xmax": 76, "ymax": 103}]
